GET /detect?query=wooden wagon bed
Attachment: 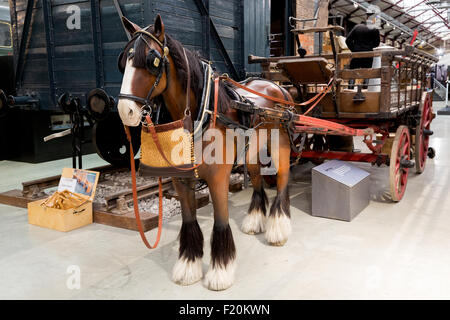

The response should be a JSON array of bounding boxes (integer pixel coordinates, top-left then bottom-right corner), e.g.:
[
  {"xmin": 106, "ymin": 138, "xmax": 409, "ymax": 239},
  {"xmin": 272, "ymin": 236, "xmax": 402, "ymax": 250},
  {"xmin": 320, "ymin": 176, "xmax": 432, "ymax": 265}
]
[
  {"xmin": 249, "ymin": 45, "xmax": 437, "ymax": 120},
  {"xmin": 247, "ymin": 43, "xmax": 438, "ymax": 202}
]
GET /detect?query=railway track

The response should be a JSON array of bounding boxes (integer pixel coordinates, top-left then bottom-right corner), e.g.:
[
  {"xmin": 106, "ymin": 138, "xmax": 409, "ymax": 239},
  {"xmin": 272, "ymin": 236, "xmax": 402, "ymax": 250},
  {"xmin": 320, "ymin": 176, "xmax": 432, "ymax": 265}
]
[
  {"xmin": 105, "ymin": 178, "xmax": 172, "ymax": 211},
  {"xmin": 0, "ymin": 164, "xmax": 243, "ymax": 232}
]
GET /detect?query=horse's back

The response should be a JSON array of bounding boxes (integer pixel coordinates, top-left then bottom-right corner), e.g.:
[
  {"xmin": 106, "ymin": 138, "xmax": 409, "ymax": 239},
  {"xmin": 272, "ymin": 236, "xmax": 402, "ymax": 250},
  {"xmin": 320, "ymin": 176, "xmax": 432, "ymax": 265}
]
[{"xmin": 234, "ymin": 78, "xmax": 293, "ymax": 109}]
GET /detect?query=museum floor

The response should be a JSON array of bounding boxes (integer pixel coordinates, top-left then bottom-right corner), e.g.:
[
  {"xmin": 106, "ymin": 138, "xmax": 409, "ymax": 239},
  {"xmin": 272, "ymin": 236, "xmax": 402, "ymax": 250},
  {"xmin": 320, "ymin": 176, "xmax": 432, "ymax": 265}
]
[{"xmin": 1, "ymin": 101, "xmax": 449, "ymax": 300}]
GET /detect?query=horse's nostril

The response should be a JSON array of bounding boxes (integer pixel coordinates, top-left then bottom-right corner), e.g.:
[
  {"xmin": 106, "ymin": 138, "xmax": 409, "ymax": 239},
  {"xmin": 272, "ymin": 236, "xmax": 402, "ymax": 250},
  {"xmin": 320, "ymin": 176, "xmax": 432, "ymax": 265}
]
[{"xmin": 128, "ymin": 109, "xmax": 133, "ymax": 117}]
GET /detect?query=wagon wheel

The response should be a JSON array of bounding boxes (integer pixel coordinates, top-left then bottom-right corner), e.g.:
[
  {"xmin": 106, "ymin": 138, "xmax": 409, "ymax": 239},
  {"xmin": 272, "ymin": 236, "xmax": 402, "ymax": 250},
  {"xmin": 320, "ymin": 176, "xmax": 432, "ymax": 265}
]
[
  {"xmin": 415, "ymin": 91, "xmax": 433, "ymax": 174},
  {"xmin": 92, "ymin": 113, "xmax": 141, "ymax": 167},
  {"xmin": 390, "ymin": 125, "xmax": 412, "ymax": 202},
  {"xmin": 306, "ymin": 134, "xmax": 329, "ymax": 165},
  {"xmin": 0, "ymin": 90, "xmax": 8, "ymax": 118}
]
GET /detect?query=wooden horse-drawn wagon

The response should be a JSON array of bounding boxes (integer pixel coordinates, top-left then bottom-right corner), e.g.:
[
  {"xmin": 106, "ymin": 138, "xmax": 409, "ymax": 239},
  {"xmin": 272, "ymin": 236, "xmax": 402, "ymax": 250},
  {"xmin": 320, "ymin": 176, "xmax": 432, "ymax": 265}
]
[
  {"xmin": 246, "ymin": 26, "xmax": 438, "ymax": 202},
  {"xmin": 111, "ymin": 14, "xmax": 440, "ymax": 290}
]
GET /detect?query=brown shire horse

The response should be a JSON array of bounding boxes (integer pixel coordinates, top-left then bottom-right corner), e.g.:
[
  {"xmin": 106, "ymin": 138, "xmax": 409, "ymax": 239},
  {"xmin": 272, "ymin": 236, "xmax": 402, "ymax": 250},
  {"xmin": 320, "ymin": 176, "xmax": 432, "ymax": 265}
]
[{"xmin": 117, "ymin": 15, "xmax": 293, "ymax": 291}]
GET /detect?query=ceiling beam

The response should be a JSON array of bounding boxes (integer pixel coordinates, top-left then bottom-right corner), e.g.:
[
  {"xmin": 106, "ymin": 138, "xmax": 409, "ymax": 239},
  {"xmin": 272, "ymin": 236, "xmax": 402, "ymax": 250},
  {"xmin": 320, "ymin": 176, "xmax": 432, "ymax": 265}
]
[{"xmin": 426, "ymin": 2, "xmax": 450, "ymax": 30}]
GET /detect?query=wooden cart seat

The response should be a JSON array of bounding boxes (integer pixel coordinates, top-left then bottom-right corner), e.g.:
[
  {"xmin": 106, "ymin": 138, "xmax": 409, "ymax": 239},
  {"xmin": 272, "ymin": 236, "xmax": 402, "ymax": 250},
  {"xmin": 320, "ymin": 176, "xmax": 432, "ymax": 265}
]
[{"xmin": 277, "ymin": 57, "xmax": 333, "ymax": 84}]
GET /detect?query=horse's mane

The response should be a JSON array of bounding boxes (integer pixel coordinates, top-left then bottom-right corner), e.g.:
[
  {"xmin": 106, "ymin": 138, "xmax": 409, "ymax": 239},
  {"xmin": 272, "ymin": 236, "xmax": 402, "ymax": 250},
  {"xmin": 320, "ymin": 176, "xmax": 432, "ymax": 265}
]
[{"xmin": 121, "ymin": 26, "xmax": 231, "ymax": 114}]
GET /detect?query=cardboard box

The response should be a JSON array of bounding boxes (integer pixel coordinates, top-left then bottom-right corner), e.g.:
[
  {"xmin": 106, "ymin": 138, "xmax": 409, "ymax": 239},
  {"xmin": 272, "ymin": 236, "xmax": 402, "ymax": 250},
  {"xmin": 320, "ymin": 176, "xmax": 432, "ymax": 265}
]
[
  {"xmin": 312, "ymin": 160, "xmax": 370, "ymax": 222},
  {"xmin": 27, "ymin": 168, "xmax": 99, "ymax": 232}
]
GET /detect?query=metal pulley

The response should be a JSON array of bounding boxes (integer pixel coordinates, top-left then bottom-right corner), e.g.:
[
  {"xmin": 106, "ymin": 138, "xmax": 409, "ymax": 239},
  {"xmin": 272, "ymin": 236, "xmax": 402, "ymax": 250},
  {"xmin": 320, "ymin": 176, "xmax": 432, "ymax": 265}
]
[{"xmin": 87, "ymin": 88, "xmax": 115, "ymax": 121}]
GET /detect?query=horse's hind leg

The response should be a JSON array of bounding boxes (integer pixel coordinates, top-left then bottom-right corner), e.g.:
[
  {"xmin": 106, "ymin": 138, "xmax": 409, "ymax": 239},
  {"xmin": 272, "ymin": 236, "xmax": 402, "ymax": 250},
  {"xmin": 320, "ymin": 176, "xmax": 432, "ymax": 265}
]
[
  {"xmin": 265, "ymin": 130, "xmax": 292, "ymax": 246},
  {"xmin": 171, "ymin": 178, "xmax": 204, "ymax": 286},
  {"xmin": 203, "ymin": 164, "xmax": 236, "ymax": 291},
  {"xmin": 241, "ymin": 163, "xmax": 268, "ymax": 235}
]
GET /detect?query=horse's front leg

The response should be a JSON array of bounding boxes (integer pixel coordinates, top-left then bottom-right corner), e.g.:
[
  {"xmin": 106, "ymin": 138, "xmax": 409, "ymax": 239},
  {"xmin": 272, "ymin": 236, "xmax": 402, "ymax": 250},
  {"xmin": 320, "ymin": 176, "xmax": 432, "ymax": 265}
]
[
  {"xmin": 203, "ymin": 163, "xmax": 236, "ymax": 291},
  {"xmin": 171, "ymin": 178, "xmax": 204, "ymax": 286}
]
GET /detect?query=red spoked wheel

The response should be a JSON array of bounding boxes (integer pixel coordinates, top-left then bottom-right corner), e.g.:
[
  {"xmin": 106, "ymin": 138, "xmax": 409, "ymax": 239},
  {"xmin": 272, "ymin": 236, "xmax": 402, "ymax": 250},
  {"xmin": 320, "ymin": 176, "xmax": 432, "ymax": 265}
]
[
  {"xmin": 415, "ymin": 91, "xmax": 433, "ymax": 174},
  {"xmin": 390, "ymin": 125, "xmax": 412, "ymax": 202}
]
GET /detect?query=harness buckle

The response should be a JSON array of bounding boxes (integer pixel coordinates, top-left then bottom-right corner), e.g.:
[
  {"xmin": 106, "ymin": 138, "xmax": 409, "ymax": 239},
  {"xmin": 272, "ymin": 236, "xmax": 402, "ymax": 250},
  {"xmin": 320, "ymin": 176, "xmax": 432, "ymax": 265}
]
[
  {"xmin": 141, "ymin": 104, "xmax": 153, "ymax": 115},
  {"xmin": 140, "ymin": 104, "xmax": 153, "ymax": 126}
]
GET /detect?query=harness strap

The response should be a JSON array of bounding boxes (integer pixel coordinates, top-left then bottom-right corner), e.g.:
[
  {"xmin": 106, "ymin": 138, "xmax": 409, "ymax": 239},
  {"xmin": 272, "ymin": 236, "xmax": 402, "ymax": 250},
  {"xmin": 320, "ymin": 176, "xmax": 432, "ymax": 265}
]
[
  {"xmin": 212, "ymin": 77, "xmax": 220, "ymax": 129},
  {"xmin": 135, "ymin": 30, "xmax": 165, "ymax": 49},
  {"xmin": 183, "ymin": 48, "xmax": 191, "ymax": 116},
  {"xmin": 220, "ymin": 76, "xmax": 333, "ymax": 109},
  {"xmin": 302, "ymin": 83, "xmax": 334, "ymax": 115},
  {"xmin": 117, "ymin": 93, "xmax": 149, "ymax": 106},
  {"xmin": 125, "ymin": 126, "xmax": 163, "ymax": 249},
  {"xmin": 193, "ymin": 63, "xmax": 213, "ymax": 137}
]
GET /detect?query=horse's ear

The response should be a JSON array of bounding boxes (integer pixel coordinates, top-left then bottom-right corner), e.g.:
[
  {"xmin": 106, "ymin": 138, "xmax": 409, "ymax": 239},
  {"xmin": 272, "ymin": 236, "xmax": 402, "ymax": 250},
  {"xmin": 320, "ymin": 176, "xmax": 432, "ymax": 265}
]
[
  {"xmin": 122, "ymin": 16, "xmax": 140, "ymax": 36},
  {"xmin": 154, "ymin": 14, "xmax": 165, "ymax": 41}
]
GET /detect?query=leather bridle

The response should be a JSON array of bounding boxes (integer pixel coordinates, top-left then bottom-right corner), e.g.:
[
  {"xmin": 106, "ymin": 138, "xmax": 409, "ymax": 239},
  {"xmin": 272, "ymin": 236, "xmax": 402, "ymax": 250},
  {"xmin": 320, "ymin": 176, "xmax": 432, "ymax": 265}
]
[{"xmin": 117, "ymin": 29, "xmax": 171, "ymax": 124}]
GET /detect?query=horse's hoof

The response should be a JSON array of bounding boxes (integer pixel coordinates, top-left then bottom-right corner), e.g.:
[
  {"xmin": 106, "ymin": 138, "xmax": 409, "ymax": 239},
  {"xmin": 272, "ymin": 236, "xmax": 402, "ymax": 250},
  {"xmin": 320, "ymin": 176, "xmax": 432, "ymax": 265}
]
[
  {"xmin": 265, "ymin": 214, "xmax": 291, "ymax": 246},
  {"xmin": 268, "ymin": 240, "xmax": 287, "ymax": 247},
  {"xmin": 172, "ymin": 257, "xmax": 203, "ymax": 286},
  {"xmin": 204, "ymin": 260, "xmax": 236, "ymax": 291},
  {"xmin": 241, "ymin": 210, "xmax": 266, "ymax": 235}
]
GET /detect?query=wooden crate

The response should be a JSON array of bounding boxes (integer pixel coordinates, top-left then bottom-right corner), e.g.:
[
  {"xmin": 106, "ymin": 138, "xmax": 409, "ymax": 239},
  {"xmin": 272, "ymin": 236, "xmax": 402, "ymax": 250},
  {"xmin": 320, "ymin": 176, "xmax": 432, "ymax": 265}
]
[{"xmin": 28, "ymin": 199, "xmax": 93, "ymax": 232}]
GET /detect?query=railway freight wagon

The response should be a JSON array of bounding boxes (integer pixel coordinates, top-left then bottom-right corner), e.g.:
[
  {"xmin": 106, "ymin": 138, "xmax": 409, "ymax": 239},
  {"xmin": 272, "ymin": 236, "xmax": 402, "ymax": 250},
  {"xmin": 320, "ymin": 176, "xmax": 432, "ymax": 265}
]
[{"xmin": 0, "ymin": 0, "xmax": 273, "ymax": 164}]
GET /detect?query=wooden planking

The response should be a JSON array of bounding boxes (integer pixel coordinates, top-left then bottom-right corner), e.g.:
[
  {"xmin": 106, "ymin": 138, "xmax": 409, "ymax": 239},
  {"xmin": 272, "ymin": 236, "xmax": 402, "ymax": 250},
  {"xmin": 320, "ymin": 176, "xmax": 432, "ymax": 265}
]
[
  {"xmin": 340, "ymin": 68, "xmax": 381, "ymax": 80},
  {"xmin": 243, "ymin": 0, "xmax": 270, "ymax": 73},
  {"xmin": 278, "ymin": 58, "xmax": 332, "ymax": 84},
  {"xmin": 13, "ymin": 0, "xmax": 246, "ymax": 110},
  {"xmin": 14, "ymin": 0, "xmax": 95, "ymax": 108},
  {"xmin": 337, "ymin": 92, "xmax": 381, "ymax": 113},
  {"xmin": 93, "ymin": 205, "xmax": 158, "ymax": 232},
  {"xmin": 0, "ymin": 189, "xmax": 36, "ymax": 208},
  {"xmin": 317, "ymin": 92, "xmax": 384, "ymax": 117}
]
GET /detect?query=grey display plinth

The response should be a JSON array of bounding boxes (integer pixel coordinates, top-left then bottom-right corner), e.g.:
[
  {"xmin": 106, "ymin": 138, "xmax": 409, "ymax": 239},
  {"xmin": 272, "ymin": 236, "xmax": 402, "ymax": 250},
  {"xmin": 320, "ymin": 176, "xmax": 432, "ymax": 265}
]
[
  {"xmin": 312, "ymin": 160, "xmax": 370, "ymax": 222},
  {"xmin": 437, "ymin": 106, "xmax": 450, "ymax": 115}
]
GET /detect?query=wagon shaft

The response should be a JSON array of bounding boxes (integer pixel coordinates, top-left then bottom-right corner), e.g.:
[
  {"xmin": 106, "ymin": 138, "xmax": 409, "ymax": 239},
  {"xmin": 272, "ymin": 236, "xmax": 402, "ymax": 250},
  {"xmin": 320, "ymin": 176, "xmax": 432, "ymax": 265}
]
[
  {"xmin": 292, "ymin": 114, "xmax": 373, "ymax": 136},
  {"xmin": 231, "ymin": 100, "xmax": 372, "ymax": 137}
]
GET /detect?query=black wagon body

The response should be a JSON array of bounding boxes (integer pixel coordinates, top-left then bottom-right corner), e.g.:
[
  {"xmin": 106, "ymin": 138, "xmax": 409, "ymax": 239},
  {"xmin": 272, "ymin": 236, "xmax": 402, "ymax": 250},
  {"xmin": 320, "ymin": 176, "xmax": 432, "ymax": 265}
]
[
  {"xmin": 10, "ymin": 0, "xmax": 252, "ymax": 110},
  {"xmin": 1, "ymin": 0, "xmax": 273, "ymax": 163}
]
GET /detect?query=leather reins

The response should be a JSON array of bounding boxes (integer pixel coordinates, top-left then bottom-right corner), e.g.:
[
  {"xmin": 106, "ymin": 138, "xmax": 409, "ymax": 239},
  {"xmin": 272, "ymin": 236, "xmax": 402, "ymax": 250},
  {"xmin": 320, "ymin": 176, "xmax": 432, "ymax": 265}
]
[
  {"xmin": 124, "ymin": 126, "xmax": 163, "ymax": 249},
  {"xmin": 219, "ymin": 75, "xmax": 334, "ymax": 114}
]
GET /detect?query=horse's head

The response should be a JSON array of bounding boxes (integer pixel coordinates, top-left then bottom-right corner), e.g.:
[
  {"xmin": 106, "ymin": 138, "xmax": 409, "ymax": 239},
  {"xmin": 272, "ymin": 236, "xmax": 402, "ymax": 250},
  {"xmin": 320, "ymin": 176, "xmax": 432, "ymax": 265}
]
[{"xmin": 117, "ymin": 15, "xmax": 168, "ymax": 127}]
